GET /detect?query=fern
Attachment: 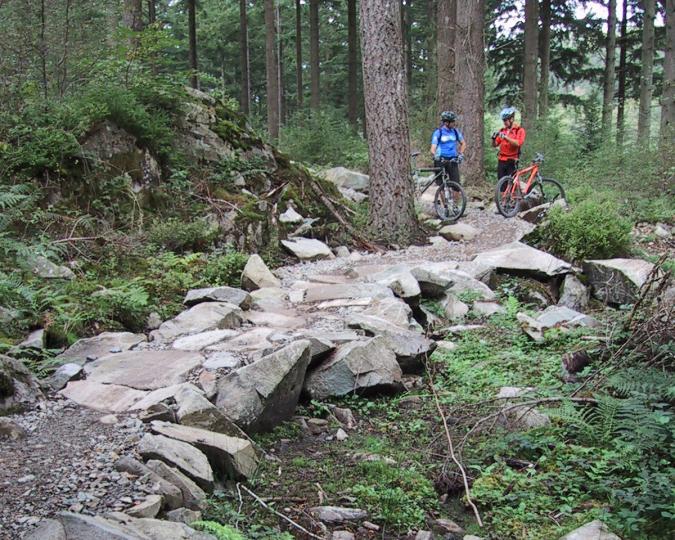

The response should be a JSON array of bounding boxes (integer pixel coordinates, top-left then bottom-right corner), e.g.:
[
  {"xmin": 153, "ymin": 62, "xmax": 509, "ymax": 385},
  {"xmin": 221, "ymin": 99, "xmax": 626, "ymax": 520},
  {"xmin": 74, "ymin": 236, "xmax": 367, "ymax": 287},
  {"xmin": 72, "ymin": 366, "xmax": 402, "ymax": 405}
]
[{"xmin": 191, "ymin": 521, "xmax": 248, "ymax": 540}]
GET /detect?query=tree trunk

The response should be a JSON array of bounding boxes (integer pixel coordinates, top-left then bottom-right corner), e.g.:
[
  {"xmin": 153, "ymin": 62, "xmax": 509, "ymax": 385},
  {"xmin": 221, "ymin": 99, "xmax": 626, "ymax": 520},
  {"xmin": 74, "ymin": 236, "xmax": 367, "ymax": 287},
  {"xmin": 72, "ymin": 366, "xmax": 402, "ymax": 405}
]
[
  {"xmin": 148, "ymin": 0, "xmax": 156, "ymax": 24},
  {"xmin": 123, "ymin": 0, "xmax": 144, "ymax": 31},
  {"xmin": 637, "ymin": 0, "xmax": 656, "ymax": 142},
  {"xmin": 240, "ymin": 0, "xmax": 251, "ymax": 114},
  {"xmin": 295, "ymin": 0, "xmax": 303, "ymax": 107},
  {"xmin": 616, "ymin": 0, "xmax": 628, "ymax": 142},
  {"xmin": 523, "ymin": 0, "xmax": 538, "ymax": 129},
  {"xmin": 187, "ymin": 0, "xmax": 198, "ymax": 89},
  {"xmin": 40, "ymin": 0, "xmax": 48, "ymax": 100},
  {"xmin": 602, "ymin": 0, "xmax": 617, "ymax": 134},
  {"xmin": 360, "ymin": 0, "xmax": 418, "ymax": 245},
  {"xmin": 538, "ymin": 0, "xmax": 551, "ymax": 119},
  {"xmin": 265, "ymin": 0, "xmax": 280, "ymax": 139},
  {"xmin": 454, "ymin": 0, "xmax": 486, "ymax": 189},
  {"xmin": 278, "ymin": 1, "xmax": 285, "ymax": 123},
  {"xmin": 426, "ymin": 0, "xmax": 437, "ymax": 106},
  {"xmin": 660, "ymin": 0, "xmax": 674, "ymax": 145},
  {"xmin": 403, "ymin": 0, "xmax": 413, "ymax": 95},
  {"xmin": 309, "ymin": 0, "xmax": 320, "ymax": 109},
  {"xmin": 436, "ymin": 0, "xmax": 456, "ymax": 115},
  {"xmin": 348, "ymin": 0, "xmax": 358, "ymax": 126}
]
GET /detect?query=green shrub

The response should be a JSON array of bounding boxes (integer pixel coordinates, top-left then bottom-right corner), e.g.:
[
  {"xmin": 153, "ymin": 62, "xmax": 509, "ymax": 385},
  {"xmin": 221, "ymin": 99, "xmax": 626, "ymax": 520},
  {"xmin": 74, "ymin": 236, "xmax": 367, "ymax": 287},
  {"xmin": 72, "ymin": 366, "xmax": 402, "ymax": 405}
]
[
  {"xmin": 192, "ymin": 521, "xmax": 247, "ymax": 540},
  {"xmin": 537, "ymin": 201, "xmax": 631, "ymax": 261},
  {"xmin": 148, "ymin": 218, "xmax": 219, "ymax": 253},
  {"xmin": 202, "ymin": 250, "xmax": 249, "ymax": 288}
]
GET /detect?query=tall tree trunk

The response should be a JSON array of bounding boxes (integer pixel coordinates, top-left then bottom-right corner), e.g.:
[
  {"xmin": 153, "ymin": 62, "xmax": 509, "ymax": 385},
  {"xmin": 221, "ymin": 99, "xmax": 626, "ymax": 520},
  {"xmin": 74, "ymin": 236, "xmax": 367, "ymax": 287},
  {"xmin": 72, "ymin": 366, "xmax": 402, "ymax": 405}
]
[
  {"xmin": 436, "ymin": 0, "xmax": 456, "ymax": 115},
  {"xmin": 309, "ymin": 0, "xmax": 320, "ymax": 109},
  {"xmin": 295, "ymin": 0, "xmax": 303, "ymax": 107},
  {"xmin": 538, "ymin": 0, "xmax": 551, "ymax": 119},
  {"xmin": 348, "ymin": 0, "xmax": 358, "ymax": 126},
  {"xmin": 148, "ymin": 0, "xmax": 156, "ymax": 24},
  {"xmin": 403, "ymin": 0, "xmax": 413, "ymax": 95},
  {"xmin": 426, "ymin": 0, "xmax": 437, "ymax": 107},
  {"xmin": 455, "ymin": 0, "xmax": 486, "ymax": 189},
  {"xmin": 602, "ymin": 0, "xmax": 617, "ymax": 134},
  {"xmin": 523, "ymin": 0, "xmax": 539, "ymax": 129},
  {"xmin": 360, "ymin": 0, "xmax": 418, "ymax": 245},
  {"xmin": 637, "ymin": 0, "xmax": 656, "ymax": 142},
  {"xmin": 58, "ymin": 0, "xmax": 72, "ymax": 96},
  {"xmin": 660, "ymin": 0, "xmax": 674, "ymax": 145},
  {"xmin": 40, "ymin": 0, "xmax": 48, "ymax": 100},
  {"xmin": 278, "ymin": 1, "xmax": 285, "ymax": 123},
  {"xmin": 240, "ymin": 0, "xmax": 251, "ymax": 114},
  {"xmin": 123, "ymin": 0, "xmax": 144, "ymax": 31},
  {"xmin": 617, "ymin": 0, "xmax": 628, "ymax": 142},
  {"xmin": 265, "ymin": 0, "xmax": 280, "ymax": 139},
  {"xmin": 187, "ymin": 0, "xmax": 198, "ymax": 89}
]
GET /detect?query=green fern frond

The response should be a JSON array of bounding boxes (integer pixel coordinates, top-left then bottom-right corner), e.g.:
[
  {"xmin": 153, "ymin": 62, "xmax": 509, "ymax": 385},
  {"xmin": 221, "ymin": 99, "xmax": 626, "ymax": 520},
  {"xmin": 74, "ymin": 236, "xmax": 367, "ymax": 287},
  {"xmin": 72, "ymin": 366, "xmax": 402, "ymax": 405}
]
[{"xmin": 191, "ymin": 521, "xmax": 248, "ymax": 540}]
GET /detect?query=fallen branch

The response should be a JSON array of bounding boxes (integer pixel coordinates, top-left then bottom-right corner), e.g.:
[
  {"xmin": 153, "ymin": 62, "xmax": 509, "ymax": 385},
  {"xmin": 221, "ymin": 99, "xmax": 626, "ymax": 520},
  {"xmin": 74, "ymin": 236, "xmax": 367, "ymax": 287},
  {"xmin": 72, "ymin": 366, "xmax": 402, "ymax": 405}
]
[{"xmin": 238, "ymin": 484, "xmax": 325, "ymax": 540}]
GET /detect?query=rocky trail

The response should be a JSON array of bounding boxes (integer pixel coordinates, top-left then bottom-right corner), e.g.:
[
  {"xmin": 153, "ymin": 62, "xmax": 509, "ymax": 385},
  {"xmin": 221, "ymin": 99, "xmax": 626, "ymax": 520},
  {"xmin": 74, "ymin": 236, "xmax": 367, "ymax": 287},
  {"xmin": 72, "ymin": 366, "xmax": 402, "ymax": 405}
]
[{"xmin": 1, "ymin": 204, "xmax": 667, "ymax": 540}]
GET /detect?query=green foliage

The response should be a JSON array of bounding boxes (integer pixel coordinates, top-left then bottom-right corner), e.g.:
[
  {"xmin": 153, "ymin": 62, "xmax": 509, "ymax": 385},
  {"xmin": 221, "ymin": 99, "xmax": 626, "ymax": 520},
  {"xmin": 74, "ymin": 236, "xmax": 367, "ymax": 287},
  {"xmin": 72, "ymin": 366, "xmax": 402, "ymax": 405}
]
[
  {"xmin": 534, "ymin": 201, "xmax": 632, "ymax": 261},
  {"xmin": 148, "ymin": 218, "xmax": 219, "ymax": 253},
  {"xmin": 201, "ymin": 250, "xmax": 249, "ymax": 289},
  {"xmin": 192, "ymin": 521, "xmax": 247, "ymax": 540}
]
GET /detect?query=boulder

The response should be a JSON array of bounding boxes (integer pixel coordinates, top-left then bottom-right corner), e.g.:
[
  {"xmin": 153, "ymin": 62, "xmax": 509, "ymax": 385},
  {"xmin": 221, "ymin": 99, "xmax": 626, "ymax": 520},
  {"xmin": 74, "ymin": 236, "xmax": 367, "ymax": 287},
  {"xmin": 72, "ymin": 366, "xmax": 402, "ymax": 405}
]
[
  {"xmin": 146, "ymin": 460, "xmax": 207, "ymax": 511},
  {"xmin": 473, "ymin": 242, "xmax": 572, "ymax": 278},
  {"xmin": 150, "ymin": 302, "xmax": 243, "ymax": 343},
  {"xmin": 215, "ymin": 340, "xmax": 312, "ymax": 432},
  {"xmin": 439, "ymin": 223, "xmax": 479, "ymax": 241},
  {"xmin": 310, "ymin": 506, "xmax": 368, "ymax": 523},
  {"xmin": 172, "ymin": 329, "xmax": 239, "ymax": 351},
  {"xmin": 0, "ymin": 354, "xmax": 43, "ymax": 413},
  {"xmin": 305, "ymin": 337, "xmax": 404, "ymax": 399},
  {"xmin": 361, "ymin": 297, "xmax": 417, "ymax": 330},
  {"xmin": 0, "ymin": 417, "xmax": 27, "ymax": 440},
  {"xmin": 150, "ymin": 421, "xmax": 258, "ymax": 480},
  {"xmin": 517, "ymin": 202, "xmax": 553, "ymax": 223},
  {"xmin": 558, "ymin": 274, "xmax": 590, "ymax": 311},
  {"xmin": 119, "ymin": 516, "xmax": 216, "ymax": 540},
  {"xmin": 536, "ymin": 305, "xmax": 598, "ymax": 329},
  {"xmin": 114, "ymin": 456, "xmax": 183, "ymax": 509},
  {"xmin": 583, "ymin": 258, "xmax": 655, "ymax": 305},
  {"xmin": 26, "ymin": 254, "xmax": 75, "ymax": 279},
  {"xmin": 56, "ymin": 512, "xmax": 141, "ymax": 539},
  {"xmin": 126, "ymin": 495, "xmax": 163, "ymax": 518},
  {"xmin": 139, "ymin": 403, "xmax": 176, "ymax": 424},
  {"xmin": 138, "ymin": 433, "xmax": 215, "ymax": 491},
  {"xmin": 18, "ymin": 329, "xmax": 45, "ymax": 349},
  {"xmin": 56, "ymin": 332, "xmax": 146, "ymax": 366},
  {"xmin": 558, "ymin": 520, "xmax": 622, "ymax": 540},
  {"xmin": 24, "ymin": 519, "xmax": 66, "ymax": 540},
  {"xmin": 441, "ymin": 294, "xmax": 469, "ymax": 320},
  {"xmin": 339, "ymin": 186, "xmax": 368, "ymax": 203},
  {"xmin": 175, "ymin": 386, "xmax": 249, "ymax": 440},
  {"xmin": 85, "ymin": 350, "xmax": 203, "ymax": 390},
  {"xmin": 497, "ymin": 386, "xmax": 550, "ymax": 429},
  {"xmin": 184, "ymin": 287, "xmax": 251, "ymax": 309},
  {"xmin": 43, "ymin": 362, "xmax": 83, "ymax": 392},
  {"xmin": 472, "ymin": 300, "xmax": 506, "ymax": 317},
  {"xmin": 432, "ymin": 518, "xmax": 464, "ymax": 537},
  {"xmin": 367, "ymin": 266, "xmax": 421, "ymax": 302},
  {"xmin": 279, "ymin": 206, "xmax": 304, "ymax": 224},
  {"xmin": 60, "ymin": 380, "xmax": 146, "ymax": 412},
  {"xmin": 241, "ymin": 254, "xmax": 281, "ymax": 291},
  {"xmin": 334, "ymin": 246, "xmax": 351, "ymax": 258},
  {"xmin": 281, "ymin": 238, "xmax": 335, "ymax": 261},
  {"xmin": 130, "ymin": 383, "xmax": 203, "ymax": 411},
  {"xmin": 322, "ymin": 167, "xmax": 370, "ymax": 191},
  {"xmin": 165, "ymin": 508, "xmax": 202, "ymax": 525}
]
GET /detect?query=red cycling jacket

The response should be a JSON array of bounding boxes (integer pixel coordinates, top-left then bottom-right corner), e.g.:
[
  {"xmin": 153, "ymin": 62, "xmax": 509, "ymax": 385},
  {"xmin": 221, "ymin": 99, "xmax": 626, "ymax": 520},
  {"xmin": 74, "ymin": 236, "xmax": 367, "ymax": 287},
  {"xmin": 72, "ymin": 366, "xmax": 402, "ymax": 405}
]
[{"xmin": 496, "ymin": 124, "xmax": 526, "ymax": 161}]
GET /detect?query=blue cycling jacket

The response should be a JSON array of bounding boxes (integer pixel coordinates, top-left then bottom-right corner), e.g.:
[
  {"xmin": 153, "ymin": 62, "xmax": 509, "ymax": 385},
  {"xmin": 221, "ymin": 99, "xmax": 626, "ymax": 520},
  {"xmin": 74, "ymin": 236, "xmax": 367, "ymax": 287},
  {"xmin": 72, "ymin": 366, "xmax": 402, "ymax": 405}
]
[{"xmin": 431, "ymin": 126, "xmax": 464, "ymax": 159}]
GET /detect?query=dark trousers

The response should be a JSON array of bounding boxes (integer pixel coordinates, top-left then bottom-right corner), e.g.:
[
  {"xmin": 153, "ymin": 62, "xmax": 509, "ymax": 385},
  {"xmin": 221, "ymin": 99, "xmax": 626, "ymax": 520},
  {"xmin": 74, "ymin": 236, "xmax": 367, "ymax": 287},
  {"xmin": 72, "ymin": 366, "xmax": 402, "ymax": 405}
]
[
  {"xmin": 434, "ymin": 159, "xmax": 460, "ymax": 184},
  {"xmin": 497, "ymin": 159, "xmax": 518, "ymax": 191}
]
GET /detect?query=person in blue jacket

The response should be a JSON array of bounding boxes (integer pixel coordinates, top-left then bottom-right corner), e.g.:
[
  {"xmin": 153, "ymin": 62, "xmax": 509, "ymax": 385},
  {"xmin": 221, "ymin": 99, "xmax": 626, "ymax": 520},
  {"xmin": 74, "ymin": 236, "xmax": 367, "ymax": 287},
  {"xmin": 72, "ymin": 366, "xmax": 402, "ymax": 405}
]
[{"xmin": 430, "ymin": 110, "xmax": 466, "ymax": 184}]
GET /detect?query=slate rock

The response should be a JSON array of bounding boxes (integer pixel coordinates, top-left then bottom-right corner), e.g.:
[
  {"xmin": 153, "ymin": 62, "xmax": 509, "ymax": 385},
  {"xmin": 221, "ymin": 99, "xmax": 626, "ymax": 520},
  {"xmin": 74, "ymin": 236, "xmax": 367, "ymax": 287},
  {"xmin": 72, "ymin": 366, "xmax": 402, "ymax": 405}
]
[
  {"xmin": 303, "ymin": 283, "xmax": 394, "ymax": 303},
  {"xmin": 279, "ymin": 206, "xmax": 304, "ymax": 224},
  {"xmin": 473, "ymin": 241, "xmax": 572, "ymax": 277},
  {"xmin": 126, "ymin": 495, "xmax": 163, "ymax": 518},
  {"xmin": 367, "ymin": 265, "xmax": 421, "ymax": 301},
  {"xmin": 165, "ymin": 507, "xmax": 202, "ymax": 525},
  {"xmin": 0, "ymin": 354, "xmax": 43, "ymax": 413},
  {"xmin": 27, "ymin": 254, "xmax": 75, "ymax": 279},
  {"xmin": 18, "ymin": 329, "xmax": 45, "ymax": 349},
  {"xmin": 114, "ymin": 456, "xmax": 182, "ymax": 509},
  {"xmin": 184, "ymin": 286, "xmax": 252, "ymax": 309},
  {"xmin": 241, "ymin": 254, "xmax": 281, "ymax": 291},
  {"xmin": 558, "ymin": 520, "xmax": 622, "ymax": 540},
  {"xmin": 44, "ymin": 363, "xmax": 83, "ymax": 392},
  {"xmin": 439, "ymin": 223, "xmax": 479, "ymax": 241},
  {"xmin": 150, "ymin": 302, "xmax": 243, "ymax": 343},
  {"xmin": 322, "ymin": 167, "xmax": 370, "ymax": 191},
  {"xmin": 146, "ymin": 460, "xmax": 207, "ymax": 511},
  {"xmin": 24, "ymin": 519, "xmax": 66, "ymax": 540},
  {"xmin": 282, "ymin": 238, "xmax": 335, "ymax": 261},
  {"xmin": 310, "ymin": 506, "xmax": 368, "ymax": 523},
  {"xmin": 0, "ymin": 417, "xmax": 27, "ymax": 440},
  {"xmin": 112, "ymin": 515, "xmax": 216, "ymax": 539},
  {"xmin": 56, "ymin": 332, "xmax": 146, "ymax": 366},
  {"xmin": 56, "ymin": 512, "xmax": 140, "ymax": 539},
  {"xmin": 172, "ymin": 329, "xmax": 239, "ymax": 352},
  {"xmin": 175, "ymin": 386, "xmax": 249, "ymax": 440},
  {"xmin": 60, "ymin": 381, "xmax": 146, "ymax": 412},
  {"xmin": 583, "ymin": 258, "xmax": 655, "ymax": 305},
  {"xmin": 215, "ymin": 340, "xmax": 312, "ymax": 432},
  {"xmin": 558, "ymin": 274, "xmax": 590, "ymax": 311}
]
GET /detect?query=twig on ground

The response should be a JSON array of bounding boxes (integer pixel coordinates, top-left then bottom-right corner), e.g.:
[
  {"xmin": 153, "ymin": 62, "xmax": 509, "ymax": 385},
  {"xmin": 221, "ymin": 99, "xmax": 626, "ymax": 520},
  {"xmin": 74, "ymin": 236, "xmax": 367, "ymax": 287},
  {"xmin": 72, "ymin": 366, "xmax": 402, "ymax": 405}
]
[{"xmin": 238, "ymin": 483, "xmax": 325, "ymax": 540}]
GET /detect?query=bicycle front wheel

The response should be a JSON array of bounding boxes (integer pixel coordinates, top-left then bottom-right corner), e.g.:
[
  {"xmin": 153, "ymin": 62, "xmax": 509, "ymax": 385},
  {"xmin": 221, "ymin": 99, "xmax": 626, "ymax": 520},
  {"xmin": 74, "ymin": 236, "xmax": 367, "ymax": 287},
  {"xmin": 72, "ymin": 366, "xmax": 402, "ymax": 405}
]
[
  {"xmin": 434, "ymin": 181, "xmax": 466, "ymax": 222},
  {"xmin": 539, "ymin": 177, "xmax": 566, "ymax": 205},
  {"xmin": 495, "ymin": 176, "xmax": 522, "ymax": 218}
]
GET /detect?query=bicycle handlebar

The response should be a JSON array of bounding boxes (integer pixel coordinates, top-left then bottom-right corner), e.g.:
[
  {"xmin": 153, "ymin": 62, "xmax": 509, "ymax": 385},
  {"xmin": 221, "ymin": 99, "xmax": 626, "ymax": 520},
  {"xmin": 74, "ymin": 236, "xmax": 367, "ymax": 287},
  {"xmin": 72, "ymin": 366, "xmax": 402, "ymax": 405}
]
[{"xmin": 532, "ymin": 152, "xmax": 544, "ymax": 164}]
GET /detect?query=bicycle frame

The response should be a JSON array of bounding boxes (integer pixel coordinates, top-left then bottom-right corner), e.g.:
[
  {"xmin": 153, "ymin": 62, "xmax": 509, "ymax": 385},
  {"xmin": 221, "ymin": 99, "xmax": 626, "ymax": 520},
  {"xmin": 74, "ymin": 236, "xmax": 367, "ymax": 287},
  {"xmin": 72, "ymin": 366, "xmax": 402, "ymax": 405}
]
[
  {"xmin": 411, "ymin": 154, "xmax": 454, "ymax": 195},
  {"xmin": 504, "ymin": 162, "xmax": 540, "ymax": 198}
]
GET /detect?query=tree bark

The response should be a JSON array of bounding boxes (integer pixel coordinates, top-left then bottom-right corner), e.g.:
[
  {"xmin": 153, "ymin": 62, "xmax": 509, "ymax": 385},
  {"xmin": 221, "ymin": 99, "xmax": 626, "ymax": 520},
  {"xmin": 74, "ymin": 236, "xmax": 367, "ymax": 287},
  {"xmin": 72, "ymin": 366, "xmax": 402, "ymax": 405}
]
[
  {"xmin": 426, "ymin": 0, "xmax": 437, "ymax": 106},
  {"xmin": 436, "ymin": 0, "xmax": 456, "ymax": 115},
  {"xmin": 40, "ymin": 0, "xmax": 48, "ymax": 100},
  {"xmin": 616, "ymin": 0, "xmax": 628, "ymax": 142},
  {"xmin": 265, "ymin": 0, "xmax": 280, "ymax": 139},
  {"xmin": 523, "ymin": 0, "xmax": 539, "ymax": 129},
  {"xmin": 602, "ymin": 0, "xmax": 617, "ymax": 134},
  {"xmin": 660, "ymin": 0, "xmax": 674, "ymax": 145},
  {"xmin": 123, "ymin": 0, "xmax": 144, "ymax": 31},
  {"xmin": 240, "ymin": 0, "xmax": 251, "ymax": 114},
  {"xmin": 454, "ymin": 0, "xmax": 486, "ymax": 189},
  {"xmin": 538, "ymin": 0, "xmax": 551, "ymax": 119},
  {"xmin": 637, "ymin": 0, "xmax": 656, "ymax": 142},
  {"xmin": 360, "ymin": 0, "xmax": 418, "ymax": 245},
  {"xmin": 187, "ymin": 0, "xmax": 198, "ymax": 89},
  {"xmin": 148, "ymin": 0, "xmax": 156, "ymax": 24},
  {"xmin": 348, "ymin": 0, "xmax": 358, "ymax": 126},
  {"xmin": 403, "ymin": 0, "xmax": 413, "ymax": 95},
  {"xmin": 295, "ymin": 0, "xmax": 303, "ymax": 107},
  {"xmin": 278, "ymin": 1, "xmax": 285, "ymax": 123},
  {"xmin": 309, "ymin": 0, "xmax": 320, "ymax": 109}
]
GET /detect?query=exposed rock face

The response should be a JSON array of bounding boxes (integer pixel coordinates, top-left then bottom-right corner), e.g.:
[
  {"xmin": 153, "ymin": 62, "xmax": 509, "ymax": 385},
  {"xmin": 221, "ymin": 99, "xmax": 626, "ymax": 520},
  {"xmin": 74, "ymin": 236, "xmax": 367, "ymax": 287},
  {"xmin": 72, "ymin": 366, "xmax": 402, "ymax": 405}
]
[
  {"xmin": 172, "ymin": 329, "xmax": 239, "ymax": 352},
  {"xmin": 366, "ymin": 266, "xmax": 421, "ymax": 302},
  {"xmin": 473, "ymin": 241, "xmax": 572, "ymax": 277},
  {"xmin": 215, "ymin": 340, "xmax": 312, "ymax": 432},
  {"xmin": 305, "ymin": 337, "xmax": 404, "ymax": 399},
  {"xmin": 18, "ymin": 329, "xmax": 45, "ymax": 349},
  {"xmin": 114, "ymin": 456, "xmax": 183, "ymax": 510},
  {"xmin": 56, "ymin": 332, "xmax": 146, "ymax": 365},
  {"xmin": 303, "ymin": 283, "xmax": 394, "ymax": 303},
  {"xmin": 558, "ymin": 274, "xmax": 590, "ymax": 311},
  {"xmin": 322, "ymin": 167, "xmax": 369, "ymax": 191},
  {"xmin": 241, "ymin": 254, "xmax": 281, "ymax": 290},
  {"xmin": 583, "ymin": 258, "xmax": 655, "ymax": 305},
  {"xmin": 146, "ymin": 460, "xmax": 207, "ymax": 511},
  {"xmin": 150, "ymin": 421, "xmax": 258, "ymax": 480},
  {"xmin": 0, "ymin": 354, "xmax": 43, "ymax": 413},
  {"xmin": 558, "ymin": 520, "xmax": 622, "ymax": 540},
  {"xmin": 174, "ymin": 386, "xmax": 248, "ymax": 439},
  {"xmin": 281, "ymin": 238, "xmax": 335, "ymax": 261},
  {"xmin": 150, "ymin": 302, "xmax": 243, "ymax": 343},
  {"xmin": 183, "ymin": 286, "xmax": 251, "ymax": 309}
]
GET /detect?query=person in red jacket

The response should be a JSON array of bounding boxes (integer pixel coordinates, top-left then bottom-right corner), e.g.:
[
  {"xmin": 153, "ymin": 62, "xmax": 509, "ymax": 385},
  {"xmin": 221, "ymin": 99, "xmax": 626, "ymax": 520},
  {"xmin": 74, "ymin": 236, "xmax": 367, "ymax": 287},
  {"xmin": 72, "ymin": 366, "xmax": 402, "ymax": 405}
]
[{"xmin": 491, "ymin": 107, "xmax": 527, "ymax": 183}]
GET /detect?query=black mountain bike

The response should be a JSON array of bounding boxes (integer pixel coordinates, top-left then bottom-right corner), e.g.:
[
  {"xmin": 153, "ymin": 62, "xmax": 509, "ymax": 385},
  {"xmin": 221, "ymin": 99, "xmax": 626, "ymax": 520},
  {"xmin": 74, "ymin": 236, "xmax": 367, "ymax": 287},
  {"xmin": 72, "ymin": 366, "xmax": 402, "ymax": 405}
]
[{"xmin": 412, "ymin": 152, "xmax": 467, "ymax": 222}]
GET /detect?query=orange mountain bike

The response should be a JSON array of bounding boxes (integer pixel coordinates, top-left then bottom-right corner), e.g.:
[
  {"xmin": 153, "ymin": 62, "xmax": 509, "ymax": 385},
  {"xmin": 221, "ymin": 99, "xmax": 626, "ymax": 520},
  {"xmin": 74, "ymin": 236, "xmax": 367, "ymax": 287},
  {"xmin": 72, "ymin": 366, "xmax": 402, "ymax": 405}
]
[{"xmin": 494, "ymin": 153, "xmax": 566, "ymax": 218}]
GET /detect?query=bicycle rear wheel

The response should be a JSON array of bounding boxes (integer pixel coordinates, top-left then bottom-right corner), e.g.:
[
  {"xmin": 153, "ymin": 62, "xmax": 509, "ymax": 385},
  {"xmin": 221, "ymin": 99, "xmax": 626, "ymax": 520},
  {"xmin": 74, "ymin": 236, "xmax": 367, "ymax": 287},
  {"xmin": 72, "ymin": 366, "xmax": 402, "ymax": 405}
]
[
  {"xmin": 434, "ymin": 181, "xmax": 466, "ymax": 222},
  {"xmin": 495, "ymin": 176, "xmax": 522, "ymax": 218},
  {"xmin": 539, "ymin": 177, "xmax": 566, "ymax": 205}
]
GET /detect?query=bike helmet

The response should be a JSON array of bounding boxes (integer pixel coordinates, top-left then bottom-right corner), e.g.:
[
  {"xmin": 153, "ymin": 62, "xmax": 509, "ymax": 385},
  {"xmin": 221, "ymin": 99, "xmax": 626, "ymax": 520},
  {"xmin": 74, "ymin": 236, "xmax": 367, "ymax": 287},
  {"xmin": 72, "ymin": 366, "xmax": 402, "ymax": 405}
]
[
  {"xmin": 500, "ymin": 107, "xmax": 516, "ymax": 120},
  {"xmin": 440, "ymin": 111, "xmax": 457, "ymax": 122}
]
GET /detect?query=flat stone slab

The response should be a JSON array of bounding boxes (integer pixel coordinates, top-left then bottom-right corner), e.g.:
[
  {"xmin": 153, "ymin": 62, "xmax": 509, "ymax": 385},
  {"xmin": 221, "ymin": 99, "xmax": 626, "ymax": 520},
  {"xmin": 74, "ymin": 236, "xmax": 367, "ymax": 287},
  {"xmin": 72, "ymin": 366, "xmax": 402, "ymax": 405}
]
[
  {"xmin": 310, "ymin": 506, "xmax": 368, "ymax": 523},
  {"xmin": 151, "ymin": 302, "xmax": 243, "ymax": 343},
  {"xmin": 583, "ymin": 258, "xmax": 655, "ymax": 305},
  {"xmin": 130, "ymin": 383, "xmax": 203, "ymax": 411},
  {"xmin": 172, "ymin": 329, "xmax": 239, "ymax": 351},
  {"xmin": 184, "ymin": 286, "xmax": 251, "ymax": 309},
  {"xmin": 146, "ymin": 459, "xmax": 207, "ymax": 511},
  {"xmin": 558, "ymin": 520, "xmax": 622, "ymax": 540},
  {"xmin": 281, "ymin": 238, "xmax": 335, "ymax": 260},
  {"xmin": 56, "ymin": 332, "xmax": 146, "ymax": 365},
  {"xmin": 439, "ymin": 223, "xmax": 479, "ymax": 241},
  {"xmin": 60, "ymin": 381, "xmax": 147, "ymax": 412},
  {"xmin": 473, "ymin": 241, "xmax": 572, "ymax": 277},
  {"xmin": 245, "ymin": 310, "xmax": 306, "ymax": 329},
  {"xmin": 303, "ymin": 283, "xmax": 394, "ymax": 303},
  {"xmin": 85, "ymin": 351, "xmax": 203, "ymax": 390}
]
